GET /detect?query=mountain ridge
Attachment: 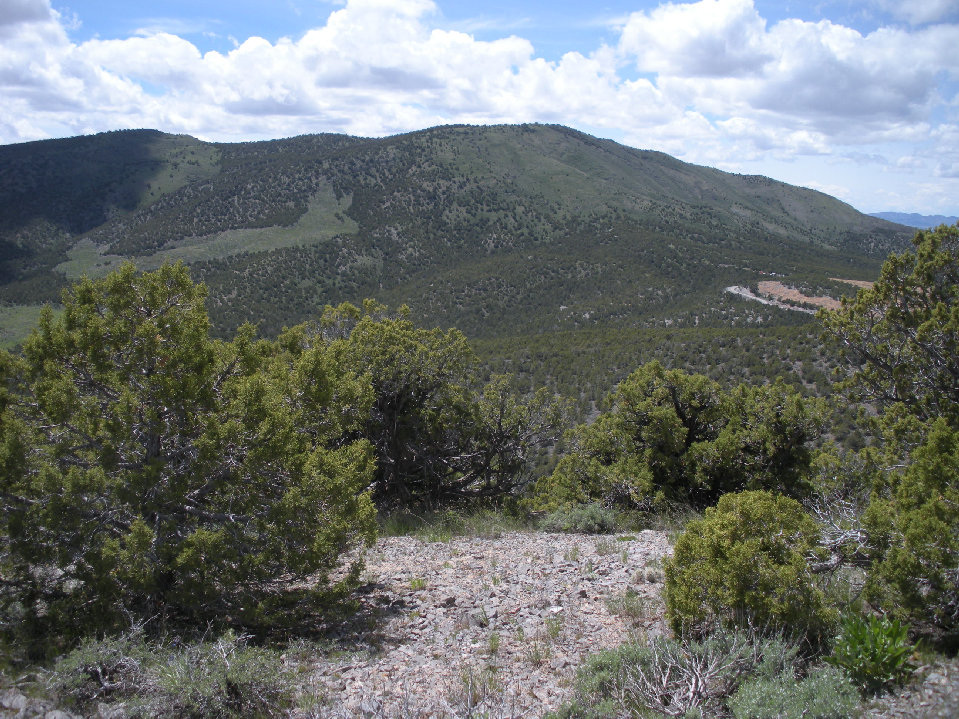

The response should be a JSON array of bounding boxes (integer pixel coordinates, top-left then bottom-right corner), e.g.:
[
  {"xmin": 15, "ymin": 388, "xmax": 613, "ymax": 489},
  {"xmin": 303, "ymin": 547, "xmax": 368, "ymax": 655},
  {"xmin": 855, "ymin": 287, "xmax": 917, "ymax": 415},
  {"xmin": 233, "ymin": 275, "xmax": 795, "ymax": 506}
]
[
  {"xmin": 869, "ymin": 211, "xmax": 959, "ymax": 229},
  {"xmin": 0, "ymin": 123, "xmax": 914, "ymax": 402}
]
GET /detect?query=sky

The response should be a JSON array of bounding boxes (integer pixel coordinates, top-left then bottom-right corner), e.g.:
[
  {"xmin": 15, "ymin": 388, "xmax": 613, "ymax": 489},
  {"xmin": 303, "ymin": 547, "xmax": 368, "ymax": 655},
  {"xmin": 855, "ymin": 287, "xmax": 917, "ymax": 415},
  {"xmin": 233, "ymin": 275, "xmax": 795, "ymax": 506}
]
[{"xmin": 2, "ymin": 0, "xmax": 958, "ymax": 215}]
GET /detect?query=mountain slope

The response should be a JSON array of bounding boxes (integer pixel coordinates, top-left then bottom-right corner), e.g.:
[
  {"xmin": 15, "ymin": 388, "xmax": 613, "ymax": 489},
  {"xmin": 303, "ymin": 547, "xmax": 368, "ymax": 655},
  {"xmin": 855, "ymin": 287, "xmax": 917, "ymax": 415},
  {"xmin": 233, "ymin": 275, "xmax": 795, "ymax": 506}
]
[{"xmin": 0, "ymin": 124, "xmax": 912, "ymax": 401}]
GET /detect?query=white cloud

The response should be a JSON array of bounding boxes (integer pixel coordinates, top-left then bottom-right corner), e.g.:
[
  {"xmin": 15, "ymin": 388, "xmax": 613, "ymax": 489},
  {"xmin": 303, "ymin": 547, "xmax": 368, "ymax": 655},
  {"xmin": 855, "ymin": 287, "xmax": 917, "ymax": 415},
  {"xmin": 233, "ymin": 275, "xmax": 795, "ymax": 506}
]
[
  {"xmin": 874, "ymin": 0, "xmax": 959, "ymax": 25},
  {"xmin": 0, "ymin": 0, "xmax": 52, "ymax": 28},
  {"xmin": 0, "ymin": 0, "xmax": 956, "ymax": 212},
  {"xmin": 619, "ymin": 0, "xmax": 771, "ymax": 77},
  {"xmin": 618, "ymin": 2, "xmax": 959, "ymax": 140}
]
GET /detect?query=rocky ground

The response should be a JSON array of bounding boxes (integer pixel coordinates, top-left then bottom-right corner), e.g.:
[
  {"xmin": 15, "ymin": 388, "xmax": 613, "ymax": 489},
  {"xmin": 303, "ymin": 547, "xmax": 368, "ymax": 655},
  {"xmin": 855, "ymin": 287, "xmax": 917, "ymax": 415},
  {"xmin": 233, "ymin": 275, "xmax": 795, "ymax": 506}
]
[
  {"xmin": 299, "ymin": 530, "xmax": 674, "ymax": 718},
  {"xmin": 3, "ymin": 529, "xmax": 957, "ymax": 718},
  {"xmin": 862, "ymin": 659, "xmax": 959, "ymax": 719}
]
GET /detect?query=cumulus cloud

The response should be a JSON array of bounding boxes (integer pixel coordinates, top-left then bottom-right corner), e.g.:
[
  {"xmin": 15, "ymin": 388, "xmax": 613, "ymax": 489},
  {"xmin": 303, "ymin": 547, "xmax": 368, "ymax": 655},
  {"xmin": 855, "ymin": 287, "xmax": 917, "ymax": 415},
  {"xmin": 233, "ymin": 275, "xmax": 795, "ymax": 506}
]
[
  {"xmin": 0, "ymin": 0, "xmax": 52, "ymax": 27},
  {"xmin": 874, "ymin": 0, "xmax": 959, "ymax": 25},
  {"xmin": 619, "ymin": 0, "xmax": 772, "ymax": 77},
  {"xmin": 618, "ymin": 0, "xmax": 959, "ymax": 141},
  {"xmin": 0, "ymin": 0, "xmax": 956, "ymax": 211}
]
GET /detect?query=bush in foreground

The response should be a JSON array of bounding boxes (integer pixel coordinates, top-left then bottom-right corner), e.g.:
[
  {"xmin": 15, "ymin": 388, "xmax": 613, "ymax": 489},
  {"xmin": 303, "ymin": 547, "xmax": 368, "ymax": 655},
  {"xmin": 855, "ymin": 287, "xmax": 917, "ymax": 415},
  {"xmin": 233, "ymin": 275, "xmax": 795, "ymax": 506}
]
[
  {"xmin": 0, "ymin": 264, "xmax": 376, "ymax": 647},
  {"xmin": 664, "ymin": 491, "xmax": 835, "ymax": 642},
  {"xmin": 549, "ymin": 627, "xmax": 856, "ymax": 719},
  {"xmin": 826, "ymin": 613, "xmax": 915, "ymax": 696},
  {"xmin": 863, "ymin": 419, "xmax": 959, "ymax": 648},
  {"xmin": 49, "ymin": 630, "xmax": 293, "ymax": 718},
  {"xmin": 728, "ymin": 665, "xmax": 858, "ymax": 719}
]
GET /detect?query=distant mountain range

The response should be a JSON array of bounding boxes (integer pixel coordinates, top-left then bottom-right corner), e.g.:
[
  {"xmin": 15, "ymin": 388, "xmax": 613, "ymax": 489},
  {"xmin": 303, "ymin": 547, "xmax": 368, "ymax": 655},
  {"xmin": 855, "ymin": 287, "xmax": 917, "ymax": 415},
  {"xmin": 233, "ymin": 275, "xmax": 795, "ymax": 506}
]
[
  {"xmin": 0, "ymin": 124, "xmax": 914, "ymax": 400},
  {"xmin": 868, "ymin": 212, "xmax": 959, "ymax": 229}
]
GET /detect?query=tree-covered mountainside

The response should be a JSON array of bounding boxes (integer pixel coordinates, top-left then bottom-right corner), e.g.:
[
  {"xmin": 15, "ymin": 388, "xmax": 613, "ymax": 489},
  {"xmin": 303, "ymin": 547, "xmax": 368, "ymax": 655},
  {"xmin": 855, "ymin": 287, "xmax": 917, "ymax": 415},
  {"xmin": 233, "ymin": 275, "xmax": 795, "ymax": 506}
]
[{"xmin": 0, "ymin": 124, "xmax": 912, "ymax": 401}]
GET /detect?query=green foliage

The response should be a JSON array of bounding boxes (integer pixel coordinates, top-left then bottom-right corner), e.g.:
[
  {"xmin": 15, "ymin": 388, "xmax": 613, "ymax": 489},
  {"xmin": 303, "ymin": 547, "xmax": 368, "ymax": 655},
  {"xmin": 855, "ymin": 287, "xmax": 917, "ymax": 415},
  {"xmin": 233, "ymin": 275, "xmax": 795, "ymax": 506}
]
[
  {"xmin": 822, "ymin": 223, "xmax": 959, "ymax": 425},
  {"xmin": 862, "ymin": 418, "xmax": 959, "ymax": 645},
  {"xmin": 535, "ymin": 362, "xmax": 824, "ymax": 510},
  {"xmin": 728, "ymin": 665, "xmax": 859, "ymax": 719},
  {"xmin": 664, "ymin": 491, "xmax": 835, "ymax": 640},
  {"xmin": 539, "ymin": 503, "xmax": 617, "ymax": 534},
  {"xmin": 49, "ymin": 627, "xmax": 155, "ymax": 707},
  {"xmin": 826, "ymin": 613, "xmax": 915, "ymax": 696},
  {"xmin": 49, "ymin": 629, "xmax": 293, "ymax": 718},
  {"xmin": 153, "ymin": 632, "xmax": 293, "ymax": 718},
  {"xmin": 550, "ymin": 627, "xmax": 813, "ymax": 719},
  {"xmin": 380, "ymin": 505, "xmax": 534, "ymax": 541},
  {"xmin": 309, "ymin": 300, "xmax": 564, "ymax": 509},
  {"xmin": 820, "ymin": 224, "xmax": 959, "ymax": 648},
  {"xmin": 0, "ymin": 264, "xmax": 376, "ymax": 643}
]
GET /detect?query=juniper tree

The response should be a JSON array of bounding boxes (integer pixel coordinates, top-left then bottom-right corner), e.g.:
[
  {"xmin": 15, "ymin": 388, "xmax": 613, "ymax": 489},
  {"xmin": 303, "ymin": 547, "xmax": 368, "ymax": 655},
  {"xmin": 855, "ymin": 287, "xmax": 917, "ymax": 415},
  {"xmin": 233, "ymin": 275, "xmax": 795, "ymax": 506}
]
[{"xmin": 0, "ymin": 263, "xmax": 376, "ymax": 644}]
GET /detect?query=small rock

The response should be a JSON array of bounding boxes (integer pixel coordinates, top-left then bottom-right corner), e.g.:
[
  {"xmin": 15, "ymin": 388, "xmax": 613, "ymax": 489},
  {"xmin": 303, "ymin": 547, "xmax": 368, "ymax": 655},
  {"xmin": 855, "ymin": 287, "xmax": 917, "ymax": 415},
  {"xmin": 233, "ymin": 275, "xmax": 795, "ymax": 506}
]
[
  {"xmin": 45, "ymin": 711, "xmax": 77, "ymax": 719},
  {"xmin": 96, "ymin": 703, "xmax": 129, "ymax": 719},
  {"xmin": 0, "ymin": 690, "xmax": 27, "ymax": 711}
]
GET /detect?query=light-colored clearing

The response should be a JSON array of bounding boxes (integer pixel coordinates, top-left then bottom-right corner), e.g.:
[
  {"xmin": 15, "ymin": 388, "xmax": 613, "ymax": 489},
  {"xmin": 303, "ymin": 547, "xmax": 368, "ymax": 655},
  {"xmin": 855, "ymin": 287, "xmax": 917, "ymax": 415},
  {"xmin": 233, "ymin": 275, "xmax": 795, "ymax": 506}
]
[
  {"xmin": 0, "ymin": 304, "xmax": 56, "ymax": 349},
  {"xmin": 757, "ymin": 281, "xmax": 842, "ymax": 311},
  {"xmin": 830, "ymin": 277, "xmax": 874, "ymax": 289},
  {"xmin": 57, "ymin": 185, "xmax": 356, "ymax": 280}
]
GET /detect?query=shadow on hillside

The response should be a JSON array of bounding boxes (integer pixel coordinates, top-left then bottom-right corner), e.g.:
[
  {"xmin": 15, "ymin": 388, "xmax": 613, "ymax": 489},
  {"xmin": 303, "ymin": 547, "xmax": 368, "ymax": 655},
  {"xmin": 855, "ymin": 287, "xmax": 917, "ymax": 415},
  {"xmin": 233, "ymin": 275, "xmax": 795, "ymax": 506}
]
[{"xmin": 296, "ymin": 580, "xmax": 413, "ymax": 655}]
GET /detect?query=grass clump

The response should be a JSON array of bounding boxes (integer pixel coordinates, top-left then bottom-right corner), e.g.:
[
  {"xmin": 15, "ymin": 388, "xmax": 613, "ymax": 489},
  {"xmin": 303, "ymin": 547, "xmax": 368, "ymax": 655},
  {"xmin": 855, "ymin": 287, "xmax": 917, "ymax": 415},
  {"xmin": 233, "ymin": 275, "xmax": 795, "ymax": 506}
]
[
  {"xmin": 550, "ymin": 626, "xmax": 855, "ymax": 719},
  {"xmin": 47, "ymin": 629, "xmax": 293, "ymax": 718},
  {"xmin": 605, "ymin": 589, "xmax": 653, "ymax": 625},
  {"xmin": 380, "ymin": 506, "xmax": 533, "ymax": 541},
  {"xmin": 540, "ymin": 503, "xmax": 617, "ymax": 534},
  {"xmin": 728, "ymin": 665, "xmax": 858, "ymax": 719}
]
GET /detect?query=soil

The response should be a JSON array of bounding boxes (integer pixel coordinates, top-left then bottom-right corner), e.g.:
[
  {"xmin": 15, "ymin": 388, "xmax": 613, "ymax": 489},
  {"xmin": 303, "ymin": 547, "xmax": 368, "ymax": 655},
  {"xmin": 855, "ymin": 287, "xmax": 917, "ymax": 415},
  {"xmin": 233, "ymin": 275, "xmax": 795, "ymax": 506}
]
[
  {"xmin": 3, "ymin": 530, "xmax": 957, "ymax": 718},
  {"xmin": 300, "ymin": 530, "xmax": 673, "ymax": 717}
]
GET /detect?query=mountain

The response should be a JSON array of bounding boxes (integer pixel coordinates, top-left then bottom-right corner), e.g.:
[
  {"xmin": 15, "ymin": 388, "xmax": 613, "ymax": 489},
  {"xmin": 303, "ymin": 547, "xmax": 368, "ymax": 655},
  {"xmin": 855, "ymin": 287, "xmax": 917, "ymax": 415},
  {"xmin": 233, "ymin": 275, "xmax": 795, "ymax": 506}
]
[
  {"xmin": 0, "ymin": 124, "xmax": 912, "ymax": 404},
  {"xmin": 868, "ymin": 212, "xmax": 959, "ymax": 229}
]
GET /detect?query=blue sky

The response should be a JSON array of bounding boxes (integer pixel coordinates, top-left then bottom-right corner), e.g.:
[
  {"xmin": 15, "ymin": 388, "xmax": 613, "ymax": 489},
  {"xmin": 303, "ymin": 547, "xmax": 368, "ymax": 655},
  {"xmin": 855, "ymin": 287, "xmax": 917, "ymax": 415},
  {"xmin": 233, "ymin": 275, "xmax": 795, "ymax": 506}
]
[{"xmin": 3, "ymin": 0, "xmax": 959, "ymax": 214}]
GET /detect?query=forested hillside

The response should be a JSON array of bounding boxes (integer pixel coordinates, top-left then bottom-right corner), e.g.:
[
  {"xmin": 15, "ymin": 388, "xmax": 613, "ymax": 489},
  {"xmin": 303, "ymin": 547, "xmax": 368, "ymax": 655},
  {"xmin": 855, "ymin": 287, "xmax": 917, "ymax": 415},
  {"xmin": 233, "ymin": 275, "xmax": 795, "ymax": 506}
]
[
  {"xmin": 0, "ymin": 124, "xmax": 912, "ymax": 402},
  {"xmin": 1, "ymin": 123, "xmax": 957, "ymax": 717}
]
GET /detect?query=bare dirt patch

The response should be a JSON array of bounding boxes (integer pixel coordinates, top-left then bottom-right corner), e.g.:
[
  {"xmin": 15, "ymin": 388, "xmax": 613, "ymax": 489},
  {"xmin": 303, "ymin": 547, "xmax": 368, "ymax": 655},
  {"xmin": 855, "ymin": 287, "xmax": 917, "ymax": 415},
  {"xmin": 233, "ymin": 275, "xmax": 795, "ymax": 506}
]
[
  {"xmin": 302, "ymin": 531, "xmax": 672, "ymax": 717},
  {"xmin": 757, "ymin": 281, "xmax": 842, "ymax": 311},
  {"xmin": 830, "ymin": 277, "xmax": 874, "ymax": 290}
]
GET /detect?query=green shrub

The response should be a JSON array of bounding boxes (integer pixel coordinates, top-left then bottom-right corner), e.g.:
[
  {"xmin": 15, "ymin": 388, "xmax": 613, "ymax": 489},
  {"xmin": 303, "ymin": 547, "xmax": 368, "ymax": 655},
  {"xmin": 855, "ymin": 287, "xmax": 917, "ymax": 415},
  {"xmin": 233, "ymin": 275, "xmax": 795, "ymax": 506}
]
[
  {"xmin": 551, "ymin": 627, "xmax": 805, "ymax": 719},
  {"xmin": 546, "ymin": 642, "xmax": 649, "ymax": 719},
  {"xmin": 540, "ymin": 503, "xmax": 617, "ymax": 534},
  {"xmin": 664, "ymin": 491, "xmax": 835, "ymax": 641},
  {"xmin": 1, "ymin": 265, "xmax": 376, "ymax": 641},
  {"xmin": 729, "ymin": 665, "xmax": 858, "ymax": 719},
  {"xmin": 153, "ymin": 632, "xmax": 293, "ymax": 718},
  {"xmin": 825, "ymin": 613, "xmax": 915, "ymax": 696},
  {"xmin": 48, "ymin": 630, "xmax": 293, "ymax": 718},
  {"xmin": 49, "ymin": 628, "xmax": 154, "ymax": 708},
  {"xmin": 532, "ymin": 362, "xmax": 824, "ymax": 511},
  {"xmin": 863, "ymin": 419, "xmax": 959, "ymax": 647}
]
